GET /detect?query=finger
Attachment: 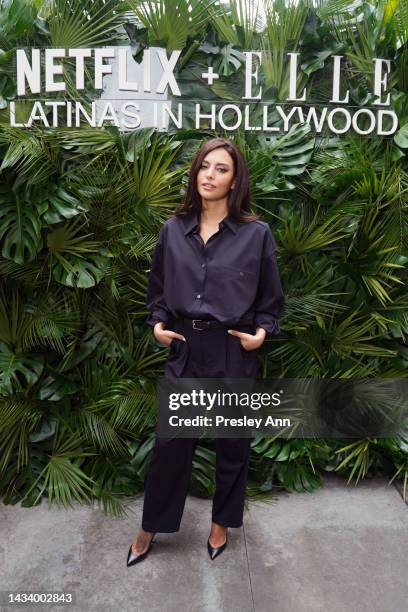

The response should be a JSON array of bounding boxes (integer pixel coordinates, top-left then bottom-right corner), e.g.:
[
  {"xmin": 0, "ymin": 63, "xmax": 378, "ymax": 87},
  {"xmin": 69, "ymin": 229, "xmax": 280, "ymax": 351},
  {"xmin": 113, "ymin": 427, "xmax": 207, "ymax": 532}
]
[
  {"xmin": 163, "ymin": 331, "xmax": 186, "ymax": 341},
  {"xmin": 227, "ymin": 329, "xmax": 244, "ymax": 338},
  {"xmin": 240, "ymin": 332, "xmax": 252, "ymax": 339},
  {"xmin": 228, "ymin": 330, "xmax": 252, "ymax": 340}
]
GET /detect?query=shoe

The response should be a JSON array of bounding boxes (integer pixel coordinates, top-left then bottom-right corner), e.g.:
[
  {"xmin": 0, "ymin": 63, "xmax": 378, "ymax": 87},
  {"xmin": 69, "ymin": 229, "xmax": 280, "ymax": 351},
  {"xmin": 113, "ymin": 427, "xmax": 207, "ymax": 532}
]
[
  {"xmin": 207, "ymin": 530, "xmax": 228, "ymax": 560},
  {"xmin": 126, "ymin": 532, "xmax": 156, "ymax": 567}
]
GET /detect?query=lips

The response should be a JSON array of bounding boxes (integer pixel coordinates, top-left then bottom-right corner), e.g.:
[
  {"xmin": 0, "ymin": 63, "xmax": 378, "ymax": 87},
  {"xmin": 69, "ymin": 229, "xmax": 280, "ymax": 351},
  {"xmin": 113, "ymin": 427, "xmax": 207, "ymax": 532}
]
[{"xmin": 202, "ymin": 183, "xmax": 216, "ymax": 189}]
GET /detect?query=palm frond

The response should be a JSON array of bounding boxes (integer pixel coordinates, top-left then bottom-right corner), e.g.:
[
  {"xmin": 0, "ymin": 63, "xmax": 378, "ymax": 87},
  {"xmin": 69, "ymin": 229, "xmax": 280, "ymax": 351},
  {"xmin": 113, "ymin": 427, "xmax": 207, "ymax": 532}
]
[{"xmin": 44, "ymin": 0, "xmax": 127, "ymax": 47}]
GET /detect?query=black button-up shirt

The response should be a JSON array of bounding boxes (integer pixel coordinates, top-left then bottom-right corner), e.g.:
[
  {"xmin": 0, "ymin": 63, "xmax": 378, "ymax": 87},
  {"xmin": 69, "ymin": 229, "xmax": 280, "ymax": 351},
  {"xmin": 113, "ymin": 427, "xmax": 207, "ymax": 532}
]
[{"xmin": 146, "ymin": 210, "xmax": 284, "ymax": 335}]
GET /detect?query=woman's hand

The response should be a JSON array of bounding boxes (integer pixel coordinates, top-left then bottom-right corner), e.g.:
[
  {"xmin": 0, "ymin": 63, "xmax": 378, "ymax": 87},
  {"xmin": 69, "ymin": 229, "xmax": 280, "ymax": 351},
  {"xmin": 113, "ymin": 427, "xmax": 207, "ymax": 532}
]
[
  {"xmin": 153, "ymin": 321, "xmax": 186, "ymax": 347},
  {"xmin": 227, "ymin": 327, "xmax": 267, "ymax": 351}
]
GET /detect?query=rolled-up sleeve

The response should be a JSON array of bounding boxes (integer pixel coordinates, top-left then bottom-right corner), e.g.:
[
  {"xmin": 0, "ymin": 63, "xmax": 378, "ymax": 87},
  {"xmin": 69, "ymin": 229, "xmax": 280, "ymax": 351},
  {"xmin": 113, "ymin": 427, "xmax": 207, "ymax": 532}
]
[
  {"xmin": 253, "ymin": 226, "xmax": 284, "ymax": 336},
  {"xmin": 146, "ymin": 224, "xmax": 172, "ymax": 328}
]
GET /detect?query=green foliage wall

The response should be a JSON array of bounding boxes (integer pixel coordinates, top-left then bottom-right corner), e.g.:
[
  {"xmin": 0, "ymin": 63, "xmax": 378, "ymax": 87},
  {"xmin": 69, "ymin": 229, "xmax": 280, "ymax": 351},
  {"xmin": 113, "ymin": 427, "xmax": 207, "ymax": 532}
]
[{"xmin": 0, "ymin": 0, "xmax": 407, "ymax": 515}]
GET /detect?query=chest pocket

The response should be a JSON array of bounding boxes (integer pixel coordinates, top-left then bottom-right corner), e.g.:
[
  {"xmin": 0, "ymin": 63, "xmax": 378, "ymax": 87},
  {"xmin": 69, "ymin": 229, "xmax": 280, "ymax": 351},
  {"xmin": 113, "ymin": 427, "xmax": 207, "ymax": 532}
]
[
  {"xmin": 217, "ymin": 264, "xmax": 258, "ymax": 279},
  {"xmin": 208, "ymin": 264, "xmax": 258, "ymax": 316}
]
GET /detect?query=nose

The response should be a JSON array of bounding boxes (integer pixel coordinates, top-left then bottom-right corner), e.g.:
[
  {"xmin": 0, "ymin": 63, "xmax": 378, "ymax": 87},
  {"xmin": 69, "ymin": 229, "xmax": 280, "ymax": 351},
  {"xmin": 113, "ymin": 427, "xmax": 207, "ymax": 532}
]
[{"xmin": 205, "ymin": 166, "xmax": 215, "ymax": 179}]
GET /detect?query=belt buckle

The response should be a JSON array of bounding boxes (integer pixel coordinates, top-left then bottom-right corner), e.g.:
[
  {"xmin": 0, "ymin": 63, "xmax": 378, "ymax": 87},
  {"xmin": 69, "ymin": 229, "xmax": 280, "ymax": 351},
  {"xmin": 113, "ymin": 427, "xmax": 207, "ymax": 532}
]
[{"xmin": 192, "ymin": 319, "xmax": 209, "ymax": 331}]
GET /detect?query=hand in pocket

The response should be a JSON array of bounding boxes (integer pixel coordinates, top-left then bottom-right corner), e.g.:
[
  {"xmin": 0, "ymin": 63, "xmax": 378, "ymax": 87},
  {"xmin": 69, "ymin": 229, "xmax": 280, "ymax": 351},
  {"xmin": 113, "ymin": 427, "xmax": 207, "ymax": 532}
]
[
  {"xmin": 153, "ymin": 322, "xmax": 186, "ymax": 347},
  {"xmin": 227, "ymin": 327, "xmax": 266, "ymax": 351}
]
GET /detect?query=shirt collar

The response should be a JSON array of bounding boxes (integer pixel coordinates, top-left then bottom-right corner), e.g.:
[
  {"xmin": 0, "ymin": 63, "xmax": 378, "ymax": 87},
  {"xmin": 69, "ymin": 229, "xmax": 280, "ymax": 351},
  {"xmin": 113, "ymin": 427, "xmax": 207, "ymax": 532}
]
[{"xmin": 181, "ymin": 209, "xmax": 239, "ymax": 236}]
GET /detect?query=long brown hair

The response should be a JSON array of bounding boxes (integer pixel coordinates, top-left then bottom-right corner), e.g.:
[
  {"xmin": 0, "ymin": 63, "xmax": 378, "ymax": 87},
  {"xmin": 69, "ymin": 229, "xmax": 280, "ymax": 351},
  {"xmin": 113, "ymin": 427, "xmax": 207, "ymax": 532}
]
[{"xmin": 174, "ymin": 138, "xmax": 261, "ymax": 223}]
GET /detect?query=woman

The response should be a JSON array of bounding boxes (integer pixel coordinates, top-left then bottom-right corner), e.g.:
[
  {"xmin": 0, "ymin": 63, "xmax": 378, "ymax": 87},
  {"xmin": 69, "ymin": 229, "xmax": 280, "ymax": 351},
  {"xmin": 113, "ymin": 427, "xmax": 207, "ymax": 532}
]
[{"xmin": 127, "ymin": 137, "xmax": 284, "ymax": 566}]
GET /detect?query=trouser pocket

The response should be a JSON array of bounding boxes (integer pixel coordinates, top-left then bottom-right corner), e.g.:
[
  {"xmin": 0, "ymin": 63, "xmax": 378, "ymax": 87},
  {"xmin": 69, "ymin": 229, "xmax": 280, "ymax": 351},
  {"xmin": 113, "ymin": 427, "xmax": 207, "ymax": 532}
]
[{"xmin": 165, "ymin": 321, "xmax": 190, "ymax": 377}]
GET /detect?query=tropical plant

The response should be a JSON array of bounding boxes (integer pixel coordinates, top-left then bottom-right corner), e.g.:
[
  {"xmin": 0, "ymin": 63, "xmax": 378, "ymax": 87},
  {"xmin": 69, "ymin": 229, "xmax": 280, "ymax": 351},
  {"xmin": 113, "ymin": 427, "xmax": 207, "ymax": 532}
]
[{"xmin": 0, "ymin": 0, "xmax": 407, "ymax": 517}]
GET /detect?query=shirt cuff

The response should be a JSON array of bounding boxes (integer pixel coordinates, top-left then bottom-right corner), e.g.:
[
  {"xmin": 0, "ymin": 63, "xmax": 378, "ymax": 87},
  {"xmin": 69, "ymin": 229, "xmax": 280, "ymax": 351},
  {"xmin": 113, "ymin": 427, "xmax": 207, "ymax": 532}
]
[
  {"xmin": 254, "ymin": 317, "xmax": 281, "ymax": 336},
  {"xmin": 146, "ymin": 307, "xmax": 172, "ymax": 328}
]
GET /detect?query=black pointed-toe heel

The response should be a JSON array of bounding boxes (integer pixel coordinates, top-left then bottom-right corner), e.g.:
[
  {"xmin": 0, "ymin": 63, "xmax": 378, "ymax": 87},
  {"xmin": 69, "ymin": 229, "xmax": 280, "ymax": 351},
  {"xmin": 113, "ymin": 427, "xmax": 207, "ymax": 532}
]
[
  {"xmin": 126, "ymin": 533, "xmax": 156, "ymax": 567},
  {"xmin": 207, "ymin": 531, "xmax": 228, "ymax": 560}
]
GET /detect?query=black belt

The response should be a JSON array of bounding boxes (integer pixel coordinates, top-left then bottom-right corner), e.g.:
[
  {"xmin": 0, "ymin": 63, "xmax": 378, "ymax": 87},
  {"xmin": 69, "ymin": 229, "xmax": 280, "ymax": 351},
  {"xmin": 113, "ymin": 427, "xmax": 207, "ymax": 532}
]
[{"xmin": 176, "ymin": 317, "xmax": 253, "ymax": 331}]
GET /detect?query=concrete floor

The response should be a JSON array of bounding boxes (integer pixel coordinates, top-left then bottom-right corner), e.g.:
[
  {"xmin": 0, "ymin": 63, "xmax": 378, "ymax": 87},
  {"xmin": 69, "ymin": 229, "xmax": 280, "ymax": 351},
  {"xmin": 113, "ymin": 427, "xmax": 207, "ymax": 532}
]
[{"xmin": 0, "ymin": 472, "xmax": 407, "ymax": 612}]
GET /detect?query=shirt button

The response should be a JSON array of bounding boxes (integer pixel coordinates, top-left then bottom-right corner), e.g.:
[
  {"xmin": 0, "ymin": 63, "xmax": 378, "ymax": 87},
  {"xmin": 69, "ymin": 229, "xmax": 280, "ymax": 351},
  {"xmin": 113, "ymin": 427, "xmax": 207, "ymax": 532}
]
[
  {"xmin": 201, "ymin": 263, "xmax": 206, "ymax": 268},
  {"xmin": 196, "ymin": 294, "xmax": 201, "ymax": 299},
  {"xmin": 239, "ymin": 271, "xmax": 244, "ymax": 276}
]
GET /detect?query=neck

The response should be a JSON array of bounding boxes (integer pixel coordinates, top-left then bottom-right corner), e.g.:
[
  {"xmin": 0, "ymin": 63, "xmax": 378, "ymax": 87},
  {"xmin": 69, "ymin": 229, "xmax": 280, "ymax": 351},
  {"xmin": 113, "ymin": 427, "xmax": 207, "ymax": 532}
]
[{"xmin": 200, "ymin": 198, "xmax": 228, "ymax": 224}]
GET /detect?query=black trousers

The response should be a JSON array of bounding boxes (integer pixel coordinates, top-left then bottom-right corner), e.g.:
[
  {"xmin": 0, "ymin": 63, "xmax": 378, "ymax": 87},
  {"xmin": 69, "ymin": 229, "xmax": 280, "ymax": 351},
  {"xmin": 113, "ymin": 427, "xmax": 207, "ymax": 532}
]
[{"xmin": 141, "ymin": 319, "xmax": 259, "ymax": 533}]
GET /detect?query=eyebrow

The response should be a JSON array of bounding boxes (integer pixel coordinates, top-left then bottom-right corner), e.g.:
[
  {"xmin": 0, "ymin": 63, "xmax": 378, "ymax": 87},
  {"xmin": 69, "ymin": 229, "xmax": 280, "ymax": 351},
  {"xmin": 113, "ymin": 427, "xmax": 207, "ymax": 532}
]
[{"xmin": 202, "ymin": 161, "xmax": 230, "ymax": 167}]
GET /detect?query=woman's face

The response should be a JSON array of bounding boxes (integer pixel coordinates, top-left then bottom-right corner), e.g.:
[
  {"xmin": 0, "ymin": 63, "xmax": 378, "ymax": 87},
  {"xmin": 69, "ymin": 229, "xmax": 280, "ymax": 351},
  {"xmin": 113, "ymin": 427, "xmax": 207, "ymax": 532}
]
[{"xmin": 196, "ymin": 147, "xmax": 236, "ymax": 202}]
